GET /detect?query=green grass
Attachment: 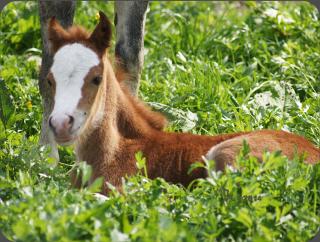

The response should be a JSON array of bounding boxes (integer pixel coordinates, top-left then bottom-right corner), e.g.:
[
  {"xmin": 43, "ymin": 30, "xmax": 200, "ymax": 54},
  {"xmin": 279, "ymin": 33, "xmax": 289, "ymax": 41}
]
[{"xmin": 0, "ymin": 1, "xmax": 320, "ymax": 241}]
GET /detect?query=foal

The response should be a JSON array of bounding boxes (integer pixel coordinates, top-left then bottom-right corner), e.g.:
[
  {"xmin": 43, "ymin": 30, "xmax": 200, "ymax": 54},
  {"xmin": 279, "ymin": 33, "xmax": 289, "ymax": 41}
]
[{"xmin": 47, "ymin": 12, "xmax": 320, "ymax": 193}]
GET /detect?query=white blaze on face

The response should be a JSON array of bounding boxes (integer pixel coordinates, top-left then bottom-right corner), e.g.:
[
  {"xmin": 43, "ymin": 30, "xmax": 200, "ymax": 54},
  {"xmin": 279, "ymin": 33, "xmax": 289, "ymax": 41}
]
[{"xmin": 50, "ymin": 43, "xmax": 99, "ymax": 131}]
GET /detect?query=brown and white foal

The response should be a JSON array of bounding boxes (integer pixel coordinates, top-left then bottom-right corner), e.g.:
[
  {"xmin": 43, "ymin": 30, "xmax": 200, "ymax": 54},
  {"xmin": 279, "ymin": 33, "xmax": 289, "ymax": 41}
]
[{"xmin": 47, "ymin": 12, "xmax": 320, "ymax": 193}]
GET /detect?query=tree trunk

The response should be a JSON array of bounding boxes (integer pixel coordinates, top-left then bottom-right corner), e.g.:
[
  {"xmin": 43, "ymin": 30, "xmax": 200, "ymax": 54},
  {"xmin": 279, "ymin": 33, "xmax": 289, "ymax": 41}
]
[
  {"xmin": 114, "ymin": 1, "xmax": 149, "ymax": 95},
  {"xmin": 38, "ymin": 0, "xmax": 76, "ymax": 159}
]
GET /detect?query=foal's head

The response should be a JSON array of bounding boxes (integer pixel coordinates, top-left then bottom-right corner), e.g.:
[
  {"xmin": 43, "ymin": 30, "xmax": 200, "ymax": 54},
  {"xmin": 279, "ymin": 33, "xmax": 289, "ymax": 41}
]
[{"xmin": 47, "ymin": 12, "xmax": 112, "ymax": 145}]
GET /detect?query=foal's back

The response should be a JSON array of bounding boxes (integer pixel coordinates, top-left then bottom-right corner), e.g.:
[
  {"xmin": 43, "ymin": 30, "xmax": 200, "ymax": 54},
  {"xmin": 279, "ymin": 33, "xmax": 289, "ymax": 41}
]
[{"xmin": 122, "ymin": 128, "xmax": 320, "ymax": 186}]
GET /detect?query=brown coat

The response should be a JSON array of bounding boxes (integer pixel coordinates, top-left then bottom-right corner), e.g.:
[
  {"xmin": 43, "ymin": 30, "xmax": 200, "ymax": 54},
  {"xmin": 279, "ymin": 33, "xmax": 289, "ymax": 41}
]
[{"xmin": 48, "ymin": 12, "xmax": 320, "ymax": 194}]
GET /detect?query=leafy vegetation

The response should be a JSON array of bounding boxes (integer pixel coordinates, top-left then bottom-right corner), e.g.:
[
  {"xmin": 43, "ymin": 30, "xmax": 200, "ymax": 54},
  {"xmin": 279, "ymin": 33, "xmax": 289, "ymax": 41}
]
[{"xmin": 0, "ymin": 1, "xmax": 319, "ymax": 241}]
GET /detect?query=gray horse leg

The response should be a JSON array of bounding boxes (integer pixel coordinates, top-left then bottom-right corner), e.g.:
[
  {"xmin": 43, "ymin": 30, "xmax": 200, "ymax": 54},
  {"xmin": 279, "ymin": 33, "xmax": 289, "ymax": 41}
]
[
  {"xmin": 114, "ymin": 1, "xmax": 149, "ymax": 95},
  {"xmin": 38, "ymin": 1, "xmax": 76, "ymax": 161}
]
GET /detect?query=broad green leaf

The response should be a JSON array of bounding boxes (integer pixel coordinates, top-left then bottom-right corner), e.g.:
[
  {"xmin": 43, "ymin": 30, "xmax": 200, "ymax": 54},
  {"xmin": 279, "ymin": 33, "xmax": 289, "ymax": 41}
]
[
  {"xmin": 235, "ymin": 208, "xmax": 253, "ymax": 228},
  {"xmin": 148, "ymin": 102, "xmax": 198, "ymax": 132}
]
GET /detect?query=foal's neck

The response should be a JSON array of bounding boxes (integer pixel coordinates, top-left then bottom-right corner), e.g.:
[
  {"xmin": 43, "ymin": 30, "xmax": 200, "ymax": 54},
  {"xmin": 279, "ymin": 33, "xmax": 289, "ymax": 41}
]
[
  {"xmin": 75, "ymin": 59, "xmax": 153, "ymax": 165},
  {"xmin": 116, "ymin": 83, "xmax": 156, "ymax": 139}
]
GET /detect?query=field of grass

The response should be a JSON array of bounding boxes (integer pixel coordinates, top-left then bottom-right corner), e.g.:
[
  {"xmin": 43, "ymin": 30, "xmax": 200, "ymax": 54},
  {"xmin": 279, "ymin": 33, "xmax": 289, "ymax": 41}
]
[{"xmin": 0, "ymin": 1, "xmax": 320, "ymax": 241}]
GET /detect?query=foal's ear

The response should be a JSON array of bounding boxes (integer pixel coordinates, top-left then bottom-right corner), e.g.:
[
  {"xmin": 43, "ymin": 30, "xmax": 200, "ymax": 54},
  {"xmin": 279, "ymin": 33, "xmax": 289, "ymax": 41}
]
[
  {"xmin": 89, "ymin": 11, "xmax": 112, "ymax": 53},
  {"xmin": 48, "ymin": 17, "xmax": 69, "ymax": 53}
]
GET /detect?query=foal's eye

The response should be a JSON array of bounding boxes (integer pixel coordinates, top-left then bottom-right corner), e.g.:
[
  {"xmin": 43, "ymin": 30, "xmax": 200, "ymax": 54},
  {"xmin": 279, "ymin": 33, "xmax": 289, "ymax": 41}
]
[{"xmin": 92, "ymin": 76, "xmax": 102, "ymax": 86}]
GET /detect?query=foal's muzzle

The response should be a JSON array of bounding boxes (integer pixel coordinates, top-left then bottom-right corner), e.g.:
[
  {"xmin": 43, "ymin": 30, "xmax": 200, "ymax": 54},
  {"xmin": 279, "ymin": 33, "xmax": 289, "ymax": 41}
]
[{"xmin": 49, "ymin": 114, "xmax": 75, "ymax": 144}]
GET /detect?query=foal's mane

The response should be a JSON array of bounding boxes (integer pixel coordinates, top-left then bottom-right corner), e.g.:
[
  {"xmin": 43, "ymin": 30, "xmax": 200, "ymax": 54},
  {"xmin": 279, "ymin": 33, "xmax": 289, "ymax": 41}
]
[
  {"xmin": 62, "ymin": 26, "xmax": 90, "ymax": 42},
  {"xmin": 48, "ymin": 20, "xmax": 91, "ymax": 52},
  {"xmin": 120, "ymin": 83, "xmax": 168, "ymax": 131}
]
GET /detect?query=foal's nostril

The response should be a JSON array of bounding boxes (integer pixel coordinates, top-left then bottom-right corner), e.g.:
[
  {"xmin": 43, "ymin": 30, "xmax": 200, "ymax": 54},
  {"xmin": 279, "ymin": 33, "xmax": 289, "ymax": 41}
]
[{"xmin": 68, "ymin": 115, "xmax": 74, "ymax": 125}]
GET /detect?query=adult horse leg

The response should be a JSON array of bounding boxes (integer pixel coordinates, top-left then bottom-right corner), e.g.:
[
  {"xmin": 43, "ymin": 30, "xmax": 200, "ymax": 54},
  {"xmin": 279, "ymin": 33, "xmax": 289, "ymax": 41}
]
[
  {"xmin": 114, "ymin": 1, "xmax": 149, "ymax": 95},
  {"xmin": 38, "ymin": 0, "xmax": 76, "ymax": 161}
]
